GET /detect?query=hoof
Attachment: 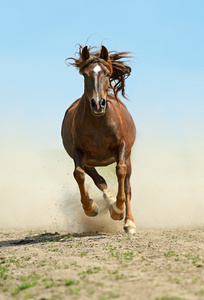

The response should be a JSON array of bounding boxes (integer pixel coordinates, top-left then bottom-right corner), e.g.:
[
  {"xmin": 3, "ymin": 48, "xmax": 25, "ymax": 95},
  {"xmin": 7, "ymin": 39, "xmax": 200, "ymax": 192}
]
[
  {"xmin": 109, "ymin": 202, "xmax": 124, "ymax": 221},
  {"xmin": 124, "ymin": 220, "xmax": 136, "ymax": 234},
  {"xmin": 84, "ymin": 201, "xmax": 98, "ymax": 217},
  {"xmin": 103, "ymin": 189, "xmax": 116, "ymax": 208}
]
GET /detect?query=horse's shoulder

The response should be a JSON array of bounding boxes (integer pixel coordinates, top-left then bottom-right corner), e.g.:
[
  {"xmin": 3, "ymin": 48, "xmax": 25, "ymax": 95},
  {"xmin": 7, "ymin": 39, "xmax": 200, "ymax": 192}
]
[{"xmin": 67, "ymin": 98, "xmax": 81, "ymax": 112}]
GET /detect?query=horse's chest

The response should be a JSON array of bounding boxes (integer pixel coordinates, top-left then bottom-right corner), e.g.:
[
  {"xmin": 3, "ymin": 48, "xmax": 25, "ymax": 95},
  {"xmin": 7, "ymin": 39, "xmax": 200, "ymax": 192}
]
[{"xmin": 74, "ymin": 124, "xmax": 118, "ymax": 159}]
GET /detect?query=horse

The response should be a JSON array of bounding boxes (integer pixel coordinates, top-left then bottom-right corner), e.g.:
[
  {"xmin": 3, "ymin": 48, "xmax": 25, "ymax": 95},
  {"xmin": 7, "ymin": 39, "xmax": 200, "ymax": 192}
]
[{"xmin": 61, "ymin": 45, "xmax": 136, "ymax": 234}]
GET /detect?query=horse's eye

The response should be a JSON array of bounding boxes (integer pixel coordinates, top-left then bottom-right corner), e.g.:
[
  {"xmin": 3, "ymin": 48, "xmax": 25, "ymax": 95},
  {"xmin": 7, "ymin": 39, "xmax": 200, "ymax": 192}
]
[
  {"xmin": 83, "ymin": 72, "xmax": 88, "ymax": 78},
  {"xmin": 106, "ymin": 72, "xmax": 110, "ymax": 77}
]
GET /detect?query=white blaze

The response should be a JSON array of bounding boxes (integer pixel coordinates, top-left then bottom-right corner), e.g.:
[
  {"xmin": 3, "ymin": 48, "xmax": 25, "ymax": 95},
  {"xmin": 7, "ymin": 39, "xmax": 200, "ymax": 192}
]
[
  {"xmin": 93, "ymin": 65, "xmax": 101, "ymax": 103},
  {"xmin": 93, "ymin": 65, "xmax": 101, "ymax": 73}
]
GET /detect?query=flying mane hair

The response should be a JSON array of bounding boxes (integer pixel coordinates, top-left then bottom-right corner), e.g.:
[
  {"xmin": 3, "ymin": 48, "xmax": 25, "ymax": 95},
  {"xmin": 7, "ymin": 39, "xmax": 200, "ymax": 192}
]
[{"xmin": 65, "ymin": 45, "xmax": 132, "ymax": 100}]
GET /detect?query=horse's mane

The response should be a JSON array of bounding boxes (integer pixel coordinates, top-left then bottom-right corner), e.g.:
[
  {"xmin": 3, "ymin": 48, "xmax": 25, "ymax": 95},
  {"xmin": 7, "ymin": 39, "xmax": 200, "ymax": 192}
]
[{"xmin": 66, "ymin": 45, "xmax": 132, "ymax": 100}]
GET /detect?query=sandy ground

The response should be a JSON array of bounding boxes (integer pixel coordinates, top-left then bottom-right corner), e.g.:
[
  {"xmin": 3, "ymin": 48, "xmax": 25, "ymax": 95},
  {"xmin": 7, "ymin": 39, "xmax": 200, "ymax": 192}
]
[{"xmin": 0, "ymin": 227, "xmax": 203, "ymax": 300}]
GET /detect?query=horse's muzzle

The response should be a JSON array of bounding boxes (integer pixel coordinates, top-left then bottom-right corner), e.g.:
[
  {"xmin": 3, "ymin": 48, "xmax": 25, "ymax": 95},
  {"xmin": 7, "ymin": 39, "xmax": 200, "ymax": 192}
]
[{"xmin": 90, "ymin": 98, "xmax": 106, "ymax": 116}]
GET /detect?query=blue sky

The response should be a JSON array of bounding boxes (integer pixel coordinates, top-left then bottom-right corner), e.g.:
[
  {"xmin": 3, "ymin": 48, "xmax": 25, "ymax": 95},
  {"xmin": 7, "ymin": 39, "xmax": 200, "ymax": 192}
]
[{"xmin": 0, "ymin": 0, "xmax": 204, "ymax": 149}]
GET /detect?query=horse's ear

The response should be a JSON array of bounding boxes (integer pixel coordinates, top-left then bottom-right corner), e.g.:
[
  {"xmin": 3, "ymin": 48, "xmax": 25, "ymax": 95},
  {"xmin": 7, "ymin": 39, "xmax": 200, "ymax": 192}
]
[
  {"xmin": 100, "ymin": 45, "xmax": 109, "ymax": 61},
  {"xmin": 81, "ymin": 46, "xmax": 90, "ymax": 62}
]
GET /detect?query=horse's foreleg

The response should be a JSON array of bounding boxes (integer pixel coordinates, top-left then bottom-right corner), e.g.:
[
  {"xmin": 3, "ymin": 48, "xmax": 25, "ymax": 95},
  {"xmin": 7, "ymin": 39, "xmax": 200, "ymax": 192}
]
[
  {"xmin": 110, "ymin": 142, "xmax": 126, "ymax": 221},
  {"xmin": 84, "ymin": 167, "xmax": 116, "ymax": 208},
  {"xmin": 123, "ymin": 156, "xmax": 136, "ymax": 234},
  {"xmin": 73, "ymin": 149, "xmax": 98, "ymax": 217}
]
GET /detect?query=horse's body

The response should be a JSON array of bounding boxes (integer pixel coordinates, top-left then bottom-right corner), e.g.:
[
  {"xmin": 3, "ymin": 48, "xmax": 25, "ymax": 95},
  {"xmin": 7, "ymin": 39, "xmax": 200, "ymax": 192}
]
[{"xmin": 62, "ymin": 45, "xmax": 136, "ymax": 233}]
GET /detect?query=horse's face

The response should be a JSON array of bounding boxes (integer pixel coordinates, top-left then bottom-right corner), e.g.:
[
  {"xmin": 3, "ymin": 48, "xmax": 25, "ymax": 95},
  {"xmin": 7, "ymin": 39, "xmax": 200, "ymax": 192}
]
[
  {"xmin": 83, "ymin": 63, "xmax": 110, "ymax": 116},
  {"xmin": 81, "ymin": 45, "xmax": 111, "ymax": 117}
]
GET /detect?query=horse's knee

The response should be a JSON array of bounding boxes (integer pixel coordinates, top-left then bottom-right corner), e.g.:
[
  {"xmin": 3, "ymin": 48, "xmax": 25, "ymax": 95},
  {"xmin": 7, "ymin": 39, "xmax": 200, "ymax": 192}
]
[
  {"xmin": 73, "ymin": 166, "xmax": 85, "ymax": 184},
  {"xmin": 116, "ymin": 161, "xmax": 127, "ymax": 179}
]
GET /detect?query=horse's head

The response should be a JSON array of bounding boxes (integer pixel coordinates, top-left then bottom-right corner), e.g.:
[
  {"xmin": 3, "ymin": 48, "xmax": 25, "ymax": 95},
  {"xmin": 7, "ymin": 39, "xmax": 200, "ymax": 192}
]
[
  {"xmin": 81, "ymin": 46, "xmax": 112, "ymax": 116},
  {"xmin": 66, "ymin": 45, "xmax": 132, "ymax": 108}
]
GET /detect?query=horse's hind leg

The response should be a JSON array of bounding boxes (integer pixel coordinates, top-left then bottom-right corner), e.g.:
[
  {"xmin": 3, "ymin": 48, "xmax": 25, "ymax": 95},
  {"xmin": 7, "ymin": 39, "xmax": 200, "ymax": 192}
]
[
  {"xmin": 84, "ymin": 166, "xmax": 116, "ymax": 208},
  {"xmin": 109, "ymin": 142, "xmax": 126, "ymax": 221},
  {"xmin": 84, "ymin": 166, "xmax": 107, "ymax": 191},
  {"xmin": 73, "ymin": 149, "xmax": 98, "ymax": 217},
  {"xmin": 123, "ymin": 156, "xmax": 136, "ymax": 234}
]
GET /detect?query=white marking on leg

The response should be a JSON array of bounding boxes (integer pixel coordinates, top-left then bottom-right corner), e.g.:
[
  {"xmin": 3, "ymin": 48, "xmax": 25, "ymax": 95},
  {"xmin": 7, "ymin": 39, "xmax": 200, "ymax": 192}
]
[
  {"xmin": 103, "ymin": 188, "xmax": 116, "ymax": 208},
  {"xmin": 124, "ymin": 219, "xmax": 136, "ymax": 229},
  {"xmin": 112, "ymin": 202, "xmax": 124, "ymax": 214}
]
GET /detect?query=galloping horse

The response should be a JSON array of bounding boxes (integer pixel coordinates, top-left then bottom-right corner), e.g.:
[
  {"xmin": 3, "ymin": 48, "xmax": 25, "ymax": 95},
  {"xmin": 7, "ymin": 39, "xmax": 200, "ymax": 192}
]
[{"xmin": 61, "ymin": 45, "xmax": 136, "ymax": 234}]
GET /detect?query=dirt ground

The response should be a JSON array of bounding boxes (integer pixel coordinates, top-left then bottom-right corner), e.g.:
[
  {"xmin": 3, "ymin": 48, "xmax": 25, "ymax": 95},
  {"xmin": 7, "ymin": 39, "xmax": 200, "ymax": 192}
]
[{"xmin": 0, "ymin": 227, "xmax": 203, "ymax": 300}]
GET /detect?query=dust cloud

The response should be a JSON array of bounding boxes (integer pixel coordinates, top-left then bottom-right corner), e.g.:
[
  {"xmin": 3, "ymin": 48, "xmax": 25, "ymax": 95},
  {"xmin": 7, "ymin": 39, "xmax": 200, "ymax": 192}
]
[
  {"xmin": 0, "ymin": 137, "xmax": 204, "ymax": 233},
  {"xmin": 132, "ymin": 140, "xmax": 204, "ymax": 229},
  {"xmin": 0, "ymin": 143, "xmax": 122, "ymax": 233}
]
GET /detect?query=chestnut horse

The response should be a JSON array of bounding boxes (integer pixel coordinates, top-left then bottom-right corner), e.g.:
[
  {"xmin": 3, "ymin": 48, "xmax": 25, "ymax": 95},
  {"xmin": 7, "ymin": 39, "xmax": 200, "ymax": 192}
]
[{"xmin": 61, "ymin": 45, "xmax": 136, "ymax": 234}]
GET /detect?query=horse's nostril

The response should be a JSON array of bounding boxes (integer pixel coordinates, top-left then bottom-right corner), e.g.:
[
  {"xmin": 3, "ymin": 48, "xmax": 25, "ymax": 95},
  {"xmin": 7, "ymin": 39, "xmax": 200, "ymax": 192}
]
[
  {"xmin": 91, "ymin": 98, "xmax": 96, "ymax": 108},
  {"xmin": 100, "ymin": 98, "xmax": 106, "ymax": 107}
]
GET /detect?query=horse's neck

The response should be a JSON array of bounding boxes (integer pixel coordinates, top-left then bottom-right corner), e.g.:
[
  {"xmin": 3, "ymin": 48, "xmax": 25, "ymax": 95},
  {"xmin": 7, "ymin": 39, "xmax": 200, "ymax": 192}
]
[
  {"xmin": 81, "ymin": 93, "xmax": 90, "ymax": 112},
  {"xmin": 81, "ymin": 93, "xmax": 95, "ymax": 114}
]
